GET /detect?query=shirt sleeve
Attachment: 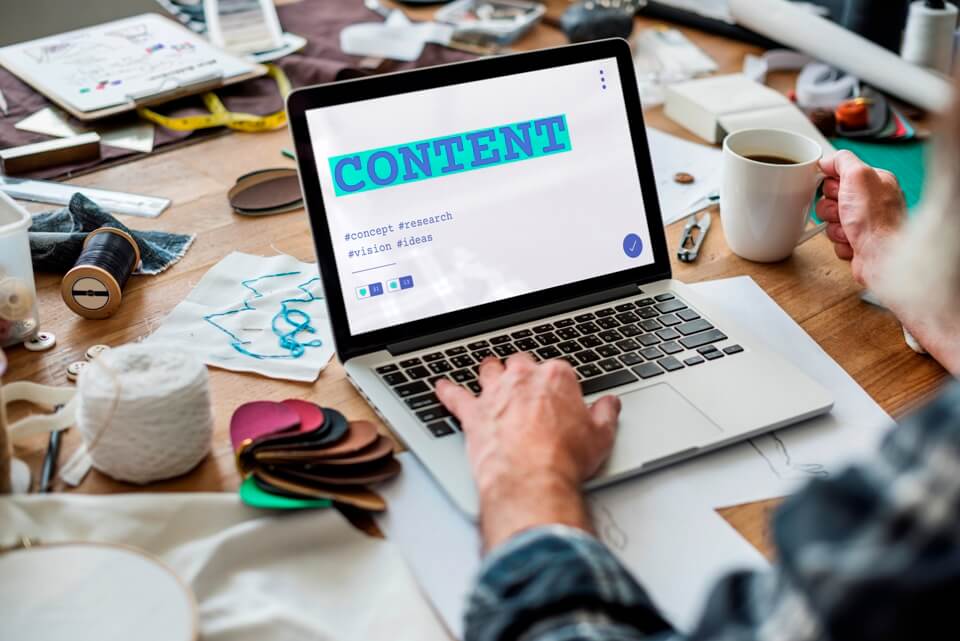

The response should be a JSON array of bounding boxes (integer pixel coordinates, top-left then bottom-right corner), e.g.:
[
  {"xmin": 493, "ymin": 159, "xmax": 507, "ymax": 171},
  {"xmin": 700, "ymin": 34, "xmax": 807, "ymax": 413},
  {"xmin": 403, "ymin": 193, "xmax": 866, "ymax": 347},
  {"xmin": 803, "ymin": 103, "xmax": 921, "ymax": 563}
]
[{"xmin": 464, "ymin": 382, "xmax": 960, "ymax": 641}]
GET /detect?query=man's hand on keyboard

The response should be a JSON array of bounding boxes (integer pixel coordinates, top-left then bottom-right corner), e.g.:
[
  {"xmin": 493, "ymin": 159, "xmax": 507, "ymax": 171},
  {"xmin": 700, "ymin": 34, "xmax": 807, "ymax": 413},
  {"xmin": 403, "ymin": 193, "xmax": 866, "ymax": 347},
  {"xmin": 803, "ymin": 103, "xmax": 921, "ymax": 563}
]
[{"xmin": 436, "ymin": 354, "xmax": 620, "ymax": 552}]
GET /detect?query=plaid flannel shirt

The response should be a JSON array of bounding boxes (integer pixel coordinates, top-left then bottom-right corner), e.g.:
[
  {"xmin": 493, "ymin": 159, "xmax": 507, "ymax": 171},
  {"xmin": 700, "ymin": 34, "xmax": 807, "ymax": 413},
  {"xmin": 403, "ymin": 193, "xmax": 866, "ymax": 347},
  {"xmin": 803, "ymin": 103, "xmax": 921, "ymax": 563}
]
[{"xmin": 465, "ymin": 382, "xmax": 960, "ymax": 641}]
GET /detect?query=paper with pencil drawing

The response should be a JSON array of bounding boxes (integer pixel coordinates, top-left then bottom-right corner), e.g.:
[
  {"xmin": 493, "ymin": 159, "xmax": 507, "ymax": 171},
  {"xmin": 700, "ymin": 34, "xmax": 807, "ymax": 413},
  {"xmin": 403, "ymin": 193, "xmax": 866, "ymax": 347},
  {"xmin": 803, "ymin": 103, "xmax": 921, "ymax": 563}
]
[
  {"xmin": 378, "ymin": 275, "xmax": 895, "ymax": 637},
  {"xmin": 0, "ymin": 13, "xmax": 254, "ymax": 113},
  {"xmin": 378, "ymin": 451, "xmax": 767, "ymax": 637}
]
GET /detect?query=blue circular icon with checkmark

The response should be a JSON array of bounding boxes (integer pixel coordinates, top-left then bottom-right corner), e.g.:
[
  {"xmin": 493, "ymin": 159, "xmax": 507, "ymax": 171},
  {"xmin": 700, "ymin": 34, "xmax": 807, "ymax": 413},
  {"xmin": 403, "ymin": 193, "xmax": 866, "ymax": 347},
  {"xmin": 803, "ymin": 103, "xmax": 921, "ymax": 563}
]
[{"xmin": 622, "ymin": 233, "xmax": 643, "ymax": 258}]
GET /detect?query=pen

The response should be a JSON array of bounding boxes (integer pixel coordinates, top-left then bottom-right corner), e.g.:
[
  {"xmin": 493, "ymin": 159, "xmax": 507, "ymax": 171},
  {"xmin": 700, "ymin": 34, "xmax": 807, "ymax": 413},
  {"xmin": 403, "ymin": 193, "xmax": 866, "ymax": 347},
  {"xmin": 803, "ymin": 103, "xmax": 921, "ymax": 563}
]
[
  {"xmin": 0, "ymin": 89, "xmax": 7, "ymax": 116},
  {"xmin": 281, "ymin": 148, "xmax": 295, "ymax": 160},
  {"xmin": 39, "ymin": 426, "xmax": 63, "ymax": 493}
]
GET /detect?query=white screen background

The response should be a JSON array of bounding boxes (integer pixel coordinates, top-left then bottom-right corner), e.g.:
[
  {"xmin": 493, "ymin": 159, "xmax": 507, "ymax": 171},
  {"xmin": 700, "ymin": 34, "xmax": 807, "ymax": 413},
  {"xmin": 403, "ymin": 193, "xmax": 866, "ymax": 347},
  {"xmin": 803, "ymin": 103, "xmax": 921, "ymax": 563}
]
[{"xmin": 305, "ymin": 57, "xmax": 655, "ymax": 335}]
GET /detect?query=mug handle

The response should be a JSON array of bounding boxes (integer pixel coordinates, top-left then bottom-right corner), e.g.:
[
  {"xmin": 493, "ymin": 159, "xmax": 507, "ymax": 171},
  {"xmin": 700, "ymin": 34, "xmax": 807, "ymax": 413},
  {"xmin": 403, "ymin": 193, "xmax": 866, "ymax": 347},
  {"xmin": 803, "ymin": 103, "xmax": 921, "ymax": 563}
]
[{"xmin": 796, "ymin": 171, "xmax": 828, "ymax": 246}]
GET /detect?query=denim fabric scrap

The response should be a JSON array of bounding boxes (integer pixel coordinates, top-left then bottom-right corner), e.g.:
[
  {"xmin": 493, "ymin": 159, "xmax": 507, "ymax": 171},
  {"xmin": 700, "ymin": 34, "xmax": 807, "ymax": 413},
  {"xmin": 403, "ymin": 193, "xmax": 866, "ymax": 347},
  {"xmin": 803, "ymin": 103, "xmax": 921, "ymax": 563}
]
[{"xmin": 29, "ymin": 193, "xmax": 194, "ymax": 275}]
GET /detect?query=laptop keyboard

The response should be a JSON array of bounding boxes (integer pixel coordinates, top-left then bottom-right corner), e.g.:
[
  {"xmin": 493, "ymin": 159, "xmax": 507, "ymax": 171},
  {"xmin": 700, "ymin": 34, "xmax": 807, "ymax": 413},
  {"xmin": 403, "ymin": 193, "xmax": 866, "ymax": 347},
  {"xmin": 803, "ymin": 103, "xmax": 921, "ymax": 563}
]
[{"xmin": 374, "ymin": 293, "xmax": 744, "ymax": 438}]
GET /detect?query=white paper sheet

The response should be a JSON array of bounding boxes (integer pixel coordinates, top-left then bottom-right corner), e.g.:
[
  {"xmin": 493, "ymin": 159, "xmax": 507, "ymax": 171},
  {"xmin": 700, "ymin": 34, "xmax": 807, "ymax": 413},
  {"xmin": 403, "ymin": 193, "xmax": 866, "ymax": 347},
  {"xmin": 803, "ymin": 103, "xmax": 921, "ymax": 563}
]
[
  {"xmin": 627, "ymin": 276, "xmax": 895, "ymax": 510},
  {"xmin": 376, "ymin": 275, "xmax": 900, "ymax": 638},
  {"xmin": 0, "ymin": 493, "xmax": 451, "ymax": 641},
  {"xmin": 377, "ymin": 452, "xmax": 767, "ymax": 638},
  {"xmin": 149, "ymin": 252, "xmax": 335, "ymax": 382},
  {"xmin": 646, "ymin": 128, "xmax": 721, "ymax": 226}
]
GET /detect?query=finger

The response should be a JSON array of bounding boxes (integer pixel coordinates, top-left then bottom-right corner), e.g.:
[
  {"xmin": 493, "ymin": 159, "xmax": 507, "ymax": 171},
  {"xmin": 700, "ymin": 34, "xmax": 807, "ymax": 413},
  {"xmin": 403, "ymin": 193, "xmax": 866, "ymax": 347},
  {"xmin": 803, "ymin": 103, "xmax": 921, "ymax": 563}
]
[
  {"xmin": 436, "ymin": 379, "xmax": 479, "ymax": 421},
  {"xmin": 589, "ymin": 395, "xmax": 622, "ymax": 433},
  {"xmin": 834, "ymin": 242, "xmax": 854, "ymax": 261},
  {"xmin": 478, "ymin": 356, "xmax": 505, "ymax": 389},
  {"xmin": 826, "ymin": 222, "xmax": 849, "ymax": 244},
  {"xmin": 820, "ymin": 149, "xmax": 866, "ymax": 178},
  {"xmin": 816, "ymin": 197, "xmax": 840, "ymax": 223},
  {"xmin": 505, "ymin": 352, "xmax": 537, "ymax": 371},
  {"xmin": 822, "ymin": 178, "xmax": 840, "ymax": 200}
]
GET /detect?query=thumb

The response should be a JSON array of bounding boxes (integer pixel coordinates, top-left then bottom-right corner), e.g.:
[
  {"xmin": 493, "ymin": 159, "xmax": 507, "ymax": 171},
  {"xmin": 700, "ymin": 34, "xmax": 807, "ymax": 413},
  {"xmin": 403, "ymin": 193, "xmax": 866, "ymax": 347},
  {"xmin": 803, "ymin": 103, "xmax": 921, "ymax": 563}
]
[{"xmin": 589, "ymin": 395, "xmax": 621, "ymax": 433}]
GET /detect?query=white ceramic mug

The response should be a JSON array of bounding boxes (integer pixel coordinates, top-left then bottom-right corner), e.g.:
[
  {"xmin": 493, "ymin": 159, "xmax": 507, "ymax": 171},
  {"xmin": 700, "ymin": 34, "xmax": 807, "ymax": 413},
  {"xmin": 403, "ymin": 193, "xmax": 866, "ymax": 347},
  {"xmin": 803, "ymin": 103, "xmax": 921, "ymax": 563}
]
[{"xmin": 720, "ymin": 128, "xmax": 827, "ymax": 263}]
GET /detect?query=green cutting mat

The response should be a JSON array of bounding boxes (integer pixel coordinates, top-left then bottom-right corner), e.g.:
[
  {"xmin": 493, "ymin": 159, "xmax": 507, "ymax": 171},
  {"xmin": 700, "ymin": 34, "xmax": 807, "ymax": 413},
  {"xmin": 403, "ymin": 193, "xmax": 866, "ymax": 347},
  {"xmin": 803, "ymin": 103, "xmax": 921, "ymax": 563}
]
[{"xmin": 831, "ymin": 138, "xmax": 928, "ymax": 212}]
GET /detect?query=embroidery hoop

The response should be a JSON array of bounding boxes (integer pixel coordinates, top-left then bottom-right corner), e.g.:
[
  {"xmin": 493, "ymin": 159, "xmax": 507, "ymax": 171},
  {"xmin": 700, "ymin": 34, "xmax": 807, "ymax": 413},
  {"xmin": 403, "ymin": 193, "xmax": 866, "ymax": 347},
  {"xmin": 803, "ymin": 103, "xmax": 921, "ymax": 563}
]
[{"xmin": 0, "ymin": 539, "xmax": 198, "ymax": 641}]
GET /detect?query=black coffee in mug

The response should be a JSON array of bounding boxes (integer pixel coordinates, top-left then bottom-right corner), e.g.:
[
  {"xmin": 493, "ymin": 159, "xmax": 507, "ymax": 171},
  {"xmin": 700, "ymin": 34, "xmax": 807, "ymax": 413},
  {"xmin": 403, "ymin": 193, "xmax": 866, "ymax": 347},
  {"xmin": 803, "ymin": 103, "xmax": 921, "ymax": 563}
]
[{"xmin": 744, "ymin": 154, "xmax": 799, "ymax": 165}]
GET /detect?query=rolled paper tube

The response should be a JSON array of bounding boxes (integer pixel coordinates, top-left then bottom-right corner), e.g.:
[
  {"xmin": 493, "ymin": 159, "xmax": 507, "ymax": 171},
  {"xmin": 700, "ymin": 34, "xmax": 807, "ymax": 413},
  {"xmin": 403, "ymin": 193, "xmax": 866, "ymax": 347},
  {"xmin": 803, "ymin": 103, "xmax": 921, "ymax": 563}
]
[{"xmin": 729, "ymin": 0, "xmax": 952, "ymax": 112}]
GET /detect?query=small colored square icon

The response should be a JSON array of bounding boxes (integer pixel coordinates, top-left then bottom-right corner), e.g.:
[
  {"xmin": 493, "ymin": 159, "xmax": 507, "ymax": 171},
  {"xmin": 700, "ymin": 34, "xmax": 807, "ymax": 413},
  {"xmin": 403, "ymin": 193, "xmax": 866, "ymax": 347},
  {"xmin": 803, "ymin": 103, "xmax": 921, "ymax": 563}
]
[
  {"xmin": 355, "ymin": 286, "xmax": 370, "ymax": 299},
  {"xmin": 368, "ymin": 282, "xmax": 384, "ymax": 296},
  {"xmin": 399, "ymin": 275, "xmax": 414, "ymax": 290},
  {"xmin": 387, "ymin": 278, "xmax": 401, "ymax": 292}
]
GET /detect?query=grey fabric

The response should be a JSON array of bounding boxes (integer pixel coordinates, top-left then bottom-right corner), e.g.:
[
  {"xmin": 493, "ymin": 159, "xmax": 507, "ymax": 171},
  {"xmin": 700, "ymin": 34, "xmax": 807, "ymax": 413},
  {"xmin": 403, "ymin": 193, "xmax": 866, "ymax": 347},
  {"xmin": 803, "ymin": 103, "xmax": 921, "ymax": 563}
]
[{"xmin": 29, "ymin": 193, "xmax": 194, "ymax": 275}]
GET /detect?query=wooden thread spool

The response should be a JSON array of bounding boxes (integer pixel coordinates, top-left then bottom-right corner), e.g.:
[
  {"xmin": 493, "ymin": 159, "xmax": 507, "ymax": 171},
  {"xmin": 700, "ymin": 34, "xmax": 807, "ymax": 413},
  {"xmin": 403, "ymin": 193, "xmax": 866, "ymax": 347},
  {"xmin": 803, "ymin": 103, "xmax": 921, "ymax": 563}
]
[{"xmin": 61, "ymin": 228, "xmax": 141, "ymax": 320}]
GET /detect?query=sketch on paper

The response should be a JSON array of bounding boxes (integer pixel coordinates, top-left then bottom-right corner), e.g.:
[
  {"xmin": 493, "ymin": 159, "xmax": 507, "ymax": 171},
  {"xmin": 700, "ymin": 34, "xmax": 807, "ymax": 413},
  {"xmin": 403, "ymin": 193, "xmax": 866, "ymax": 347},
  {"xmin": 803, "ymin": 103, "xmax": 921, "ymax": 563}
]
[
  {"xmin": 0, "ymin": 14, "xmax": 253, "ymax": 113},
  {"xmin": 749, "ymin": 432, "xmax": 830, "ymax": 481}
]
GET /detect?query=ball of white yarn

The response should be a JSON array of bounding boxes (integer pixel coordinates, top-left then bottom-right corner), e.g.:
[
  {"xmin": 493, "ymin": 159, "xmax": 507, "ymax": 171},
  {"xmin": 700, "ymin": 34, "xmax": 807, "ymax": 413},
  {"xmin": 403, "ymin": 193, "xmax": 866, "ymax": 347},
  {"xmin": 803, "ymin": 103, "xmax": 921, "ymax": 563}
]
[{"xmin": 76, "ymin": 343, "xmax": 213, "ymax": 484}]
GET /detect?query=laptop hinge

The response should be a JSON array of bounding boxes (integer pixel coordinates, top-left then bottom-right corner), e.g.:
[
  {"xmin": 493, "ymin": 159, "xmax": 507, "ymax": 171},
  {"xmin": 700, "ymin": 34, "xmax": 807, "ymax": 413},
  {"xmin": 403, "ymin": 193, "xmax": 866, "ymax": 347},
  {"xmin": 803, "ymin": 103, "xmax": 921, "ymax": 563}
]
[{"xmin": 387, "ymin": 284, "xmax": 642, "ymax": 356}]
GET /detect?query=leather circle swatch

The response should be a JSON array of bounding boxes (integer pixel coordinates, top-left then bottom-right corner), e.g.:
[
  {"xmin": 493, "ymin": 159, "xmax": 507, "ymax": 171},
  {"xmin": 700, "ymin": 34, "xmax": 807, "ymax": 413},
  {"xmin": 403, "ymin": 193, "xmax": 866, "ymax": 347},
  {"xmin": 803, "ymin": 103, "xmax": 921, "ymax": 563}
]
[{"xmin": 228, "ymin": 167, "xmax": 303, "ymax": 216}]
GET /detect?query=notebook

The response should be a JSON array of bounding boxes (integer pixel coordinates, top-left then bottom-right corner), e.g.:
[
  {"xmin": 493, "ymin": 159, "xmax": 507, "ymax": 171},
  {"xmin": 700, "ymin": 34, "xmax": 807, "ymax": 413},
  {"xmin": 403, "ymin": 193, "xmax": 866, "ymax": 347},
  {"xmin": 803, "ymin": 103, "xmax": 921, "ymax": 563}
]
[{"xmin": 0, "ymin": 13, "xmax": 263, "ymax": 120}]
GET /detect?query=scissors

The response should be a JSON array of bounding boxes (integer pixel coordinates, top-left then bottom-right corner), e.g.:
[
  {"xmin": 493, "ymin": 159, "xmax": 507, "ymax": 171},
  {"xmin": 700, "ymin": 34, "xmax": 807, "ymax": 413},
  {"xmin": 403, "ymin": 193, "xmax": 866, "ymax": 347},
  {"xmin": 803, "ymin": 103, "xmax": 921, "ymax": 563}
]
[{"xmin": 677, "ymin": 191, "xmax": 718, "ymax": 263}]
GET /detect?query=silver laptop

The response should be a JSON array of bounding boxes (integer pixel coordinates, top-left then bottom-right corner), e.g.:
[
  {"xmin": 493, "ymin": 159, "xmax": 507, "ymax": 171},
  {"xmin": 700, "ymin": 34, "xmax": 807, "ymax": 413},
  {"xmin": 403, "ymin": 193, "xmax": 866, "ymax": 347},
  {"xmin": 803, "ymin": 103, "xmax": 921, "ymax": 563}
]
[{"xmin": 287, "ymin": 39, "xmax": 833, "ymax": 516}]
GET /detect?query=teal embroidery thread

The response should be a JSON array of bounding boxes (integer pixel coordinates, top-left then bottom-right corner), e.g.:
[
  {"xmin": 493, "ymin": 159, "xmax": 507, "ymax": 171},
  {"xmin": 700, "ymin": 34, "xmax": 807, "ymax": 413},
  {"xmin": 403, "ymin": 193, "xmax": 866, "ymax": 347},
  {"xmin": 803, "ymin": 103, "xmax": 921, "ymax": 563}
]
[{"xmin": 204, "ymin": 272, "xmax": 325, "ymax": 360}]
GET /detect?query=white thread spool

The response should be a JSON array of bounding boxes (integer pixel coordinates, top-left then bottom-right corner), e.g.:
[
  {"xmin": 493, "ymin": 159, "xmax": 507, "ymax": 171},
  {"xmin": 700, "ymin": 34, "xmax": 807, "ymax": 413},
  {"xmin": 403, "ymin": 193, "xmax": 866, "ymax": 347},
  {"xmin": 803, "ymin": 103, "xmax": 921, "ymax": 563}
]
[
  {"xmin": 62, "ymin": 343, "xmax": 214, "ymax": 485},
  {"xmin": 902, "ymin": 1, "xmax": 959, "ymax": 74}
]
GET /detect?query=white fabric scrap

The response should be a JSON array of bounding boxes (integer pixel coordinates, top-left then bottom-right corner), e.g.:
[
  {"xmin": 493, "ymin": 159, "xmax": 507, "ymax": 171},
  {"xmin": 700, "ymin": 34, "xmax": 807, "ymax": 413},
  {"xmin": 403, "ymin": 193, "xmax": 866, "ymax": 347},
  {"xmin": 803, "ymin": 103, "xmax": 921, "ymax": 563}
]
[
  {"xmin": 149, "ymin": 252, "xmax": 335, "ymax": 382},
  {"xmin": 341, "ymin": 10, "xmax": 453, "ymax": 62},
  {"xmin": 0, "ymin": 493, "xmax": 451, "ymax": 641}
]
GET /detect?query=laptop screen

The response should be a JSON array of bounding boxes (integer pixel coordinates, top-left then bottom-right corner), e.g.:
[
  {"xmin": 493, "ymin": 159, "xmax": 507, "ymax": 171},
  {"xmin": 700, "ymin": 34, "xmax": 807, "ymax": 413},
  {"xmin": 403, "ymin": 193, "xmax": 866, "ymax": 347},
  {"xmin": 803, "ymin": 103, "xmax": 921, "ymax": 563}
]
[{"xmin": 304, "ymin": 57, "xmax": 656, "ymax": 336}]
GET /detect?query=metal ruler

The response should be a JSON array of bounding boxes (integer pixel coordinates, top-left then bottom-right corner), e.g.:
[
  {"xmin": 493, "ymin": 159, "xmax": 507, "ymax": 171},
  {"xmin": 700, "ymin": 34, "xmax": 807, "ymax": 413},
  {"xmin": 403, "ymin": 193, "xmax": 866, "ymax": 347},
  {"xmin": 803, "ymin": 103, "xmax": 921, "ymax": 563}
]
[{"xmin": 0, "ymin": 175, "xmax": 170, "ymax": 218}]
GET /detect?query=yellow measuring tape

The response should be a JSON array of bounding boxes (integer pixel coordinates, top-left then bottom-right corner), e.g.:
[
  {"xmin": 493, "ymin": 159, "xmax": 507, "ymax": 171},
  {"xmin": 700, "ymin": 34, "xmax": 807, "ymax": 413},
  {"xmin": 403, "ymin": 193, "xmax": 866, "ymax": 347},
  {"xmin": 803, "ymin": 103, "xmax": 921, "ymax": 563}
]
[{"xmin": 137, "ymin": 64, "xmax": 291, "ymax": 133}]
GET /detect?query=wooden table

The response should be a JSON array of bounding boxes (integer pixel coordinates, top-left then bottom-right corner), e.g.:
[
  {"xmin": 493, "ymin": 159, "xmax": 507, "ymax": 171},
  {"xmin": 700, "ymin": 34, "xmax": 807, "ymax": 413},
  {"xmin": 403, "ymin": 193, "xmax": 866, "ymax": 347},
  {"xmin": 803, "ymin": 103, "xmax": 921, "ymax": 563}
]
[{"xmin": 4, "ymin": 1, "xmax": 948, "ymax": 558}]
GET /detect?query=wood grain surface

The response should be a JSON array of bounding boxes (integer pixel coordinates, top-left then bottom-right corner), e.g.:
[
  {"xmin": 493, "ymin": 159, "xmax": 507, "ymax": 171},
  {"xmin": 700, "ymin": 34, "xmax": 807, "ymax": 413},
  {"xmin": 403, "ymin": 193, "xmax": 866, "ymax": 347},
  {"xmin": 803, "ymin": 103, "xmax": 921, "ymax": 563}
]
[{"xmin": 3, "ymin": 1, "xmax": 949, "ymax": 561}]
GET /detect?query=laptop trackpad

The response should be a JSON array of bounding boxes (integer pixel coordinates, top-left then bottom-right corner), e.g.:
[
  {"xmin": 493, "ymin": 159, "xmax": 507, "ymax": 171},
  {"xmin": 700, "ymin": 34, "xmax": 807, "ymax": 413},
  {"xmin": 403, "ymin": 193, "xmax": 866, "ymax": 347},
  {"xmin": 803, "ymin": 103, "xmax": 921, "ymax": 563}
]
[{"xmin": 605, "ymin": 384, "xmax": 723, "ymax": 474}]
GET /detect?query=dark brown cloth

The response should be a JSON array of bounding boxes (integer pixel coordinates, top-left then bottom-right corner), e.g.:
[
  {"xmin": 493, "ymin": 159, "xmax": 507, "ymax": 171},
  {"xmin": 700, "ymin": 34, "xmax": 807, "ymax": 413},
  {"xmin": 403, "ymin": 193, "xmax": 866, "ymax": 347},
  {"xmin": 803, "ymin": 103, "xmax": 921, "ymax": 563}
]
[{"xmin": 0, "ymin": 0, "xmax": 473, "ymax": 179}]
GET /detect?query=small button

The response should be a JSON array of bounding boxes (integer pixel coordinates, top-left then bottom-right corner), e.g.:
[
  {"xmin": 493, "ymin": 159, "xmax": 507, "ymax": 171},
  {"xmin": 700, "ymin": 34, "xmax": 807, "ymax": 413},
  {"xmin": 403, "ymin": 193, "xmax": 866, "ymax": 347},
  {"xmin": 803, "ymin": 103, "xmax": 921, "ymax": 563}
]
[
  {"xmin": 684, "ymin": 356, "xmax": 705, "ymax": 366},
  {"xmin": 85, "ymin": 344, "xmax": 111, "ymax": 360},
  {"xmin": 24, "ymin": 331, "xmax": 56, "ymax": 352},
  {"xmin": 66, "ymin": 360, "xmax": 88, "ymax": 382},
  {"xmin": 723, "ymin": 344, "xmax": 744, "ymax": 355}
]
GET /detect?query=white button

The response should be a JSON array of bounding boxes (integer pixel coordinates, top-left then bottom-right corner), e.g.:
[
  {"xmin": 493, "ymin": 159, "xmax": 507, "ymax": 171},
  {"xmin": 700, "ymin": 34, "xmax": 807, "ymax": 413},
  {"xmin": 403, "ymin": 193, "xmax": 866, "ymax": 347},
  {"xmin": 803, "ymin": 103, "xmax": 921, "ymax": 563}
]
[
  {"xmin": 85, "ymin": 344, "xmax": 111, "ymax": 361},
  {"xmin": 24, "ymin": 332, "xmax": 56, "ymax": 352},
  {"xmin": 66, "ymin": 361, "xmax": 87, "ymax": 382}
]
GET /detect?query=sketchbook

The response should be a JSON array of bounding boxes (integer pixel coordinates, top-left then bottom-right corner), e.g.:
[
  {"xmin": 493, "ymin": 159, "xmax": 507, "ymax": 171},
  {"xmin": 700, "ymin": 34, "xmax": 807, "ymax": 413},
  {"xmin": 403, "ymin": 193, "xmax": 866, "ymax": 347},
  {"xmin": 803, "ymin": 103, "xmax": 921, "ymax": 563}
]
[{"xmin": 0, "ymin": 13, "xmax": 263, "ymax": 121}]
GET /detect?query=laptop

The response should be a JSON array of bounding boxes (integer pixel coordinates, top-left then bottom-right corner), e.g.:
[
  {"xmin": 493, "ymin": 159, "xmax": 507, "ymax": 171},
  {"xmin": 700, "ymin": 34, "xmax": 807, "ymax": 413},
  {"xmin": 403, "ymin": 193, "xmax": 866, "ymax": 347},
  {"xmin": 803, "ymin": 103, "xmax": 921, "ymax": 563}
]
[{"xmin": 287, "ymin": 39, "xmax": 833, "ymax": 516}]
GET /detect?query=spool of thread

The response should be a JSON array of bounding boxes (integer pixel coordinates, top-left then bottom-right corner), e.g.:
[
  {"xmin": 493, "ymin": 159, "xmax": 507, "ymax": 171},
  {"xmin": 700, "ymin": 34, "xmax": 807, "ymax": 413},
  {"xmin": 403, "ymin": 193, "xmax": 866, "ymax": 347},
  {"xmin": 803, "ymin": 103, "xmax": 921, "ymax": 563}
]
[
  {"xmin": 902, "ymin": 0, "xmax": 959, "ymax": 74},
  {"xmin": 61, "ymin": 227, "xmax": 140, "ymax": 320},
  {"xmin": 842, "ymin": 0, "xmax": 911, "ymax": 52},
  {"xmin": 61, "ymin": 343, "xmax": 214, "ymax": 486}
]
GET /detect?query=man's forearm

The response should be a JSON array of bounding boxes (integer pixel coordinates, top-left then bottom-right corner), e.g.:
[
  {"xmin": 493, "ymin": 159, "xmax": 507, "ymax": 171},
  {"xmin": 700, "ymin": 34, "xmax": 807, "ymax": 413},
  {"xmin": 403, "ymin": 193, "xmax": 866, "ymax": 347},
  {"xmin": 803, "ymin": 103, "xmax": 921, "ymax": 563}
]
[{"xmin": 477, "ymin": 471, "xmax": 593, "ymax": 552}]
